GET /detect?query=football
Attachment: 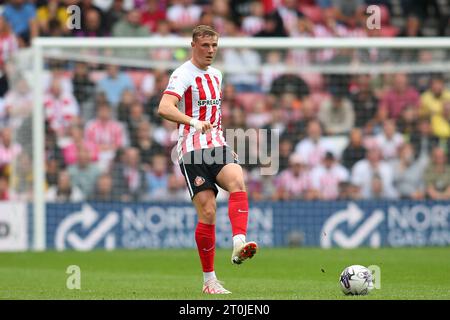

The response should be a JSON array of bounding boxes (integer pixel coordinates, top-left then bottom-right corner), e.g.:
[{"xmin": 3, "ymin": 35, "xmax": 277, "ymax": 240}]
[{"xmin": 339, "ymin": 265, "xmax": 374, "ymax": 295}]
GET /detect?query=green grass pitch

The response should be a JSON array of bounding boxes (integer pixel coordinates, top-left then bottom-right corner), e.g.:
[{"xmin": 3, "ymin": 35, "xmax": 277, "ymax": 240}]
[{"xmin": 1, "ymin": 247, "xmax": 449, "ymax": 299}]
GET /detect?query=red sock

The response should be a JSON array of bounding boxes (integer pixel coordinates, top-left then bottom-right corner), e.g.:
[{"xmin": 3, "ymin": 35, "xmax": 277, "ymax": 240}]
[
  {"xmin": 195, "ymin": 222, "xmax": 215, "ymax": 273},
  {"xmin": 228, "ymin": 191, "xmax": 249, "ymax": 236}
]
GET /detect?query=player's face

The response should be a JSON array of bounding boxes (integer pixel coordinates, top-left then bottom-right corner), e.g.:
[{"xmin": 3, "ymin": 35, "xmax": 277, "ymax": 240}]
[{"xmin": 192, "ymin": 35, "xmax": 218, "ymax": 68}]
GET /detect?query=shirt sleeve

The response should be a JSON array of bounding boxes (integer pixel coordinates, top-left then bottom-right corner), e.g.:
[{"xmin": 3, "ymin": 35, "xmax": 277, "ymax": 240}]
[{"xmin": 163, "ymin": 70, "xmax": 190, "ymax": 101}]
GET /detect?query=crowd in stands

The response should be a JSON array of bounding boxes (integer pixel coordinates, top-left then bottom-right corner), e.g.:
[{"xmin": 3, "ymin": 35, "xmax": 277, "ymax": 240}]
[{"xmin": 0, "ymin": 0, "xmax": 450, "ymax": 202}]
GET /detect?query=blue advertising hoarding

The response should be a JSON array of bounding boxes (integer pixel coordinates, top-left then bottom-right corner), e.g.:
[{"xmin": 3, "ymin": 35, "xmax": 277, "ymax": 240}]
[{"xmin": 45, "ymin": 201, "xmax": 450, "ymax": 250}]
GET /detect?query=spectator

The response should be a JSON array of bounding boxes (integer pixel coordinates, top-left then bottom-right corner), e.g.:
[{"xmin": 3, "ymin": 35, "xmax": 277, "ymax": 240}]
[
  {"xmin": 146, "ymin": 153, "xmax": 169, "ymax": 200},
  {"xmin": 398, "ymin": 15, "xmax": 424, "ymax": 37},
  {"xmin": 166, "ymin": 0, "xmax": 202, "ymax": 34},
  {"xmin": 3, "ymin": 77, "xmax": 32, "ymax": 129},
  {"xmin": 397, "ymin": 105, "xmax": 418, "ymax": 137},
  {"xmin": 275, "ymin": 153, "xmax": 317, "ymax": 200},
  {"xmin": 67, "ymin": 146, "xmax": 101, "ymax": 196},
  {"xmin": 144, "ymin": 70, "xmax": 170, "ymax": 124},
  {"xmin": 272, "ymin": 0, "xmax": 304, "ymax": 36},
  {"xmin": 126, "ymin": 102, "xmax": 150, "ymax": 146},
  {"xmin": 219, "ymin": 83, "xmax": 245, "ymax": 124},
  {"xmin": 84, "ymin": 103, "xmax": 126, "ymax": 171},
  {"xmin": 77, "ymin": 0, "xmax": 106, "ymax": 35},
  {"xmin": 285, "ymin": 97, "xmax": 317, "ymax": 143},
  {"xmin": 156, "ymin": 171, "xmax": 191, "ymax": 203},
  {"xmin": 88, "ymin": 173, "xmax": 120, "ymax": 201},
  {"xmin": 140, "ymin": 0, "xmax": 166, "ymax": 33},
  {"xmin": 0, "ymin": 16, "xmax": 19, "ymax": 65},
  {"xmin": 117, "ymin": 89, "xmax": 137, "ymax": 123},
  {"xmin": 150, "ymin": 20, "xmax": 180, "ymax": 62},
  {"xmin": 112, "ymin": 9, "xmax": 150, "ymax": 37},
  {"xmin": 409, "ymin": 116, "xmax": 439, "ymax": 159},
  {"xmin": 294, "ymin": 120, "xmax": 333, "ymax": 168},
  {"xmin": 44, "ymin": 78, "xmax": 79, "ymax": 137},
  {"xmin": 392, "ymin": 143, "xmax": 428, "ymax": 199},
  {"xmin": 269, "ymin": 73, "xmax": 310, "ymax": 99},
  {"xmin": 351, "ymin": 147, "xmax": 398, "ymax": 199},
  {"xmin": 313, "ymin": 8, "xmax": 354, "ymax": 62},
  {"xmin": 332, "ymin": 0, "xmax": 366, "ymax": 28},
  {"xmin": 318, "ymin": 87, "xmax": 355, "ymax": 135},
  {"xmin": 241, "ymin": 0, "xmax": 265, "ymax": 36},
  {"xmin": 45, "ymin": 127, "xmax": 65, "ymax": 170},
  {"xmin": 10, "ymin": 152, "xmax": 32, "ymax": 201},
  {"xmin": 338, "ymin": 181, "xmax": 361, "ymax": 200},
  {"xmin": 62, "ymin": 125, "xmax": 99, "ymax": 166},
  {"xmin": 420, "ymin": 74, "xmax": 450, "ymax": 118},
  {"xmin": 2, "ymin": 0, "xmax": 38, "ymax": 47},
  {"xmin": 278, "ymin": 136, "xmax": 294, "ymax": 173},
  {"xmin": 0, "ymin": 127, "xmax": 22, "ymax": 168},
  {"xmin": 373, "ymin": 119, "xmax": 404, "ymax": 162},
  {"xmin": 96, "ymin": 64, "xmax": 135, "ymax": 108},
  {"xmin": 431, "ymin": 100, "xmax": 450, "ymax": 139},
  {"xmin": 350, "ymin": 74, "xmax": 378, "ymax": 129},
  {"xmin": 132, "ymin": 121, "xmax": 164, "ymax": 163},
  {"xmin": 341, "ymin": 128, "xmax": 366, "ymax": 170},
  {"xmin": 222, "ymin": 20, "xmax": 261, "ymax": 92},
  {"xmin": 254, "ymin": 12, "xmax": 288, "ymax": 37},
  {"xmin": 311, "ymin": 151, "xmax": 349, "ymax": 200},
  {"xmin": 202, "ymin": 0, "xmax": 230, "ymax": 35},
  {"xmin": 424, "ymin": 147, "xmax": 450, "ymax": 200},
  {"xmin": 246, "ymin": 99, "xmax": 271, "ymax": 129},
  {"xmin": 46, "ymin": 170, "xmax": 84, "ymax": 202},
  {"xmin": 0, "ymin": 175, "xmax": 13, "ymax": 200},
  {"xmin": 103, "ymin": 0, "xmax": 127, "ymax": 34},
  {"xmin": 379, "ymin": 73, "xmax": 420, "ymax": 119},
  {"xmin": 152, "ymin": 118, "xmax": 177, "ymax": 152},
  {"xmin": 73, "ymin": 8, "xmax": 107, "ymax": 37},
  {"xmin": 46, "ymin": 156, "xmax": 60, "ymax": 188},
  {"xmin": 260, "ymin": 50, "xmax": 286, "ymax": 93},
  {"xmin": 43, "ymin": 60, "xmax": 73, "ymax": 96},
  {"xmin": 247, "ymin": 166, "xmax": 277, "ymax": 201},
  {"xmin": 111, "ymin": 147, "xmax": 147, "ymax": 201},
  {"xmin": 71, "ymin": 62, "xmax": 96, "ymax": 121},
  {"xmin": 36, "ymin": 0, "xmax": 70, "ymax": 36}
]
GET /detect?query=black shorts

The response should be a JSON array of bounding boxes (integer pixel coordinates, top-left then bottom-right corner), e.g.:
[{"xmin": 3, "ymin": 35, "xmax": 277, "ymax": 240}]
[{"xmin": 179, "ymin": 146, "xmax": 239, "ymax": 199}]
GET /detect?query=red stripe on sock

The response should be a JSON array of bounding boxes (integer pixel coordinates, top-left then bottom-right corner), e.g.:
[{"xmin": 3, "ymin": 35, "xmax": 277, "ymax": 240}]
[
  {"xmin": 195, "ymin": 222, "xmax": 215, "ymax": 273},
  {"xmin": 228, "ymin": 191, "xmax": 249, "ymax": 236}
]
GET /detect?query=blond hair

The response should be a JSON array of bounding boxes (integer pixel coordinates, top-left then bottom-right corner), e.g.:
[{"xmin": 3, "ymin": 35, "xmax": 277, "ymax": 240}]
[{"xmin": 192, "ymin": 25, "xmax": 219, "ymax": 41}]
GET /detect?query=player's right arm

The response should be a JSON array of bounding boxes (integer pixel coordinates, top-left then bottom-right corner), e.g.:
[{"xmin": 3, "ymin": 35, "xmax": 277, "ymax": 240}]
[{"xmin": 158, "ymin": 94, "xmax": 212, "ymax": 134}]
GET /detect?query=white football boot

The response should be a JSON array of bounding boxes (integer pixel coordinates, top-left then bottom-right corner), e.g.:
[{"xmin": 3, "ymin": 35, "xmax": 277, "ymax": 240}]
[
  {"xmin": 202, "ymin": 278, "xmax": 232, "ymax": 294},
  {"xmin": 231, "ymin": 240, "xmax": 258, "ymax": 265}
]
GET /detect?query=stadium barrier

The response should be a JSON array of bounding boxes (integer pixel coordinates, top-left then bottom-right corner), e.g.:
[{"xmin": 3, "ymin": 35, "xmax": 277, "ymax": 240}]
[{"xmin": 1, "ymin": 200, "xmax": 449, "ymax": 251}]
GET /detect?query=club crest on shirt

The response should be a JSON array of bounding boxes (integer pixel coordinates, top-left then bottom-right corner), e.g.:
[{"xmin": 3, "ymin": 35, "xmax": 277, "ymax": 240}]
[{"xmin": 194, "ymin": 176, "xmax": 205, "ymax": 187}]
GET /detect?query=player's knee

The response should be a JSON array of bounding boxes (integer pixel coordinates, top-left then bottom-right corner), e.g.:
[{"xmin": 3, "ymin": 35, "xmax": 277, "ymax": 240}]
[
  {"xmin": 228, "ymin": 179, "xmax": 246, "ymax": 193},
  {"xmin": 199, "ymin": 202, "xmax": 216, "ymax": 222}
]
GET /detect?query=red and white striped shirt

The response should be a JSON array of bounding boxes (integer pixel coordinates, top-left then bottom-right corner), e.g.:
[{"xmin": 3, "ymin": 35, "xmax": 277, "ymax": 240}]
[
  {"xmin": 84, "ymin": 119, "xmax": 125, "ymax": 151},
  {"xmin": 0, "ymin": 143, "xmax": 22, "ymax": 166},
  {"xmin": 164, "ymin": 60, "xmax": 227, "ymax": 160},
  {"xmin": 44, "ymin": 92, "xmax": 79, "ymax": 136}
]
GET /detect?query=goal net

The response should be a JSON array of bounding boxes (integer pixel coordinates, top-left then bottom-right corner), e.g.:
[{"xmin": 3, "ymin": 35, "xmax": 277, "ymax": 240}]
[{"xmin": 9, "ymin": 37, "xmax": 450, "ymax": 250}]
